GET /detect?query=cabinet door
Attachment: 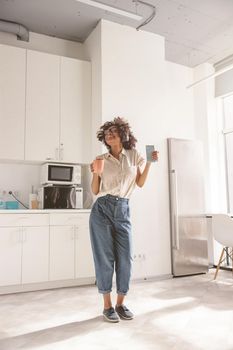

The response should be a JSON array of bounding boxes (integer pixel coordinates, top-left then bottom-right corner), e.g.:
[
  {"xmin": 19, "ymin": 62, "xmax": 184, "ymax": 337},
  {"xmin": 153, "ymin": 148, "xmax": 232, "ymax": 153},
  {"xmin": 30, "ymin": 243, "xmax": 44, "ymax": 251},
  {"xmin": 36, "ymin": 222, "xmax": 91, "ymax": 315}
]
[
  {"xmin": 60, "ymin": 57, "xmax": 91, "ymax": 163},
  {"xmin": 50, "ymin": 226, "xmax": 75, "ymax": 281},
  {"xmin": 0, "ymin": 227, "xmax": 22, "ymax": 286},
  {"xmin": 0, "ymin": 45, "xmax": 26, "ymax": 160},
  {"xmin": 75, "ymin": 214, "xmax": 95, "ymax": 278},
  {"xmin": 21, "ymin": 226, "xmax": 49, "ymax": 284},
  {"xmin": 25, "ymin": 50, "xmax": 60, "ymax": 161}
]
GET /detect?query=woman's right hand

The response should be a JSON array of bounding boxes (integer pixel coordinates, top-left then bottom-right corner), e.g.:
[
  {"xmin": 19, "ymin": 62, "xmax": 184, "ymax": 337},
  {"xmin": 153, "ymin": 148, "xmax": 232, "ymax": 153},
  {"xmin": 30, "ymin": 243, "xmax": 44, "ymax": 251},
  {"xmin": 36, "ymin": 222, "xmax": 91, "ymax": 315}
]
[
  {"xmin": 90, "ymin": 160, "xmax": 102, "ymax": 195},
  {"xmin": 90, "ymin": 161, "xmax": 95, "ymax": 173},
  {"xmin": 90, "ymin": 158, "xmax": 104, "ymax": 175}
]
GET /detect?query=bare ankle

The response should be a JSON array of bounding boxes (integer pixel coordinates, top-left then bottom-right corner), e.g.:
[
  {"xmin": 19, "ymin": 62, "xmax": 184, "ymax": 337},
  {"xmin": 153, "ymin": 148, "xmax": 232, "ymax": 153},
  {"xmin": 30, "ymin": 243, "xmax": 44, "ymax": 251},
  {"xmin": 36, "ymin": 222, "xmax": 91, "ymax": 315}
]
[{"xmin": 103, "ymin": 293, "xmax": 112, "ymax": 309}]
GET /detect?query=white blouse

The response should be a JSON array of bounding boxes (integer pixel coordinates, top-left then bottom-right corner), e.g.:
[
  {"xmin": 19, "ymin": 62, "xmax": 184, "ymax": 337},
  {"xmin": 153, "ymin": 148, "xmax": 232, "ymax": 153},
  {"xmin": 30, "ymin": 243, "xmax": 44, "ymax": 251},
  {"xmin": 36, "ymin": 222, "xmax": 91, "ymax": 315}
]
[{"xmin": 97, "ymin": 148, "xmax": 145, "ymax": 199}]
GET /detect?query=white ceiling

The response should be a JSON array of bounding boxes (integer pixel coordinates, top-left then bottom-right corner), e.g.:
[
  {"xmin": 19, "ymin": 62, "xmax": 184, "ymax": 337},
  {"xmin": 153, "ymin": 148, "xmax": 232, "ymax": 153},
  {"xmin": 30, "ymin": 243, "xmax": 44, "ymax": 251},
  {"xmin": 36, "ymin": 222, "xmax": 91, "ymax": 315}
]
[{"xmin": 1, "ymin": 0, "xmax": 233, "ymax": 67}]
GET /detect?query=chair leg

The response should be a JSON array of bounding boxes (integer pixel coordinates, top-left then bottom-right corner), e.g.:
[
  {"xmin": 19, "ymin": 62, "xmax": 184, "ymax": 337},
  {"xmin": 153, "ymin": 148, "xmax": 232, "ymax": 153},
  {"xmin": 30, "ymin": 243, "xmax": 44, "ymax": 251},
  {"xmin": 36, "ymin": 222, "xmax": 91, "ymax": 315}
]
[{"xmin": 214, "ymin": 248, "xmax": 225, "ymax": 280}]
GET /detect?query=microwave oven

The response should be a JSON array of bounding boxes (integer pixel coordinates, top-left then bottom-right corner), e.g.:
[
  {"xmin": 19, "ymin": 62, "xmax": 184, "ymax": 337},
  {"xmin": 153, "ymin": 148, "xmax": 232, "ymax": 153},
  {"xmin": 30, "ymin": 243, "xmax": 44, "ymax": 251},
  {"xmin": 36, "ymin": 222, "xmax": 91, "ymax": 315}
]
[
  {"xmin": 41, "ymin": 163, "xmax": 81, "ymax": 185},
  {"xmin": 38, "ymin": 185, "xmax": 83, "ymax": 209}
]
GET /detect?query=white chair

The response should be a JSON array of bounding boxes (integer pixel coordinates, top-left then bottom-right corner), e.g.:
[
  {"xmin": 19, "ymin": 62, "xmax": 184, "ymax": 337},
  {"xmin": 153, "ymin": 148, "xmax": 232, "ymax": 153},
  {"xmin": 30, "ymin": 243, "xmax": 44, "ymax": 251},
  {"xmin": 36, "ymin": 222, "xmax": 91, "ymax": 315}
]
[{"xmin": 212, "ymin": 214, "xmax": 233, "ymax": 280}]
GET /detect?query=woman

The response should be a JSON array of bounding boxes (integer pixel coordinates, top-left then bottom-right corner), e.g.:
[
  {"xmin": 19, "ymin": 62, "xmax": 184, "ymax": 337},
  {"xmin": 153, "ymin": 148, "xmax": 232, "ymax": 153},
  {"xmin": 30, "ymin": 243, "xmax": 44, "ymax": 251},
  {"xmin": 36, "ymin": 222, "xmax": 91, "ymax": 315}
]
[{"xmin": 89, "ymin": 117, "xmax": 158, "ymax": 323}]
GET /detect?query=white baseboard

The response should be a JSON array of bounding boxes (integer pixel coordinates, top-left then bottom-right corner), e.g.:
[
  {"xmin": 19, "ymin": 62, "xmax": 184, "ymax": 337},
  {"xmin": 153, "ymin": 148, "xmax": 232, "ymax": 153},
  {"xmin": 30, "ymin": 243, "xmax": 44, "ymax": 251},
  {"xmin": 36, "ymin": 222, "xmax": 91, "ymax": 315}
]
[{"xmin": 0, "ymin": 277, "xmax": 96, "ymax": 295}]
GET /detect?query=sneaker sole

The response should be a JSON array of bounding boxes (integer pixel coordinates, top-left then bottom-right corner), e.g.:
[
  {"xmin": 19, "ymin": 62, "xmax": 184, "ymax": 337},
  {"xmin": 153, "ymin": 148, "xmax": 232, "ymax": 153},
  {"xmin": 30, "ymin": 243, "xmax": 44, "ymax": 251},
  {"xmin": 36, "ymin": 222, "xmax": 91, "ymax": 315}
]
[
  {"xmin": 103, "ymin": 314, "xmax": 119, "ymax": 323},
  {"xmin": 116, "ymin": 313, "xmax": 133, "ymax": 320}
]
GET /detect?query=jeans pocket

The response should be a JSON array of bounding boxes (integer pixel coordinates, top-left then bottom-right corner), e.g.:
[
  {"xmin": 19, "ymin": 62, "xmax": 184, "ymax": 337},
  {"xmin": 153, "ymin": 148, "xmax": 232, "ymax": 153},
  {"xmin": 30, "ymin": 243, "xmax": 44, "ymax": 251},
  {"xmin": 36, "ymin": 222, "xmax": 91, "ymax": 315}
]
[
  {"xmin": 118, "ymin": 204, "xmax": 130, "ymax": 220},
  {"xmin": 93, "ymin": 200, "xmax": 111, "ymax": 225}
]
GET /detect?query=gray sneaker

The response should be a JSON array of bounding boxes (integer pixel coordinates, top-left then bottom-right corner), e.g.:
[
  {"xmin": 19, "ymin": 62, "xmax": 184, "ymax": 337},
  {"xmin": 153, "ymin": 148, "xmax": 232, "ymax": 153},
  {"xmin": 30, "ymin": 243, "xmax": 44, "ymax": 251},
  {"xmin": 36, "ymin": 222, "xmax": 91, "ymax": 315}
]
[
  {"xmin": 115, "ymin": 304, "xmax": 134, "ymax": 320},
  {"xmin": 103, "ymin": 307, "xmax": 119, "ymax": 323}
]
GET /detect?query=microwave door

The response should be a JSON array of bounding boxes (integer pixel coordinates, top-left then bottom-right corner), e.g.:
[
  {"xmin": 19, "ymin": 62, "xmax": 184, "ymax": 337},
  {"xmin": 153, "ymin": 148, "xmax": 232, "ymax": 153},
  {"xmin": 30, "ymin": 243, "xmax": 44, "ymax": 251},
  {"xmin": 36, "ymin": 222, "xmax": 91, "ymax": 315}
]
[
  {"xmin": 44, "ymin": 186, "xmax": 76, "ymax": 209},
  {"xmin": 57, "ymin": 187, "xmax": 76, "ymax": 209},
  {"xmin": 44, "ymin": 187, "xmax": 59, "ymax": 209},
  {"xmin": 48, "ymin": 165, "xmax": 73, "ymax": 183},
  {"xmin": 66, "ymin": 187, "xmax": 76, "ymax": 209}
]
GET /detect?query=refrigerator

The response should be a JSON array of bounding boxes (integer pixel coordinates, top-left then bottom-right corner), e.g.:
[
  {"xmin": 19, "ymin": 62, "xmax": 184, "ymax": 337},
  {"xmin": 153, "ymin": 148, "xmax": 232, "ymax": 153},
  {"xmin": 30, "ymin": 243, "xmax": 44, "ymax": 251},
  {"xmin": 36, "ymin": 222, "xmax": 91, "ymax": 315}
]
[{"xmin": 168, "ymin": 138, "xmax": 208, "ymax": 276}]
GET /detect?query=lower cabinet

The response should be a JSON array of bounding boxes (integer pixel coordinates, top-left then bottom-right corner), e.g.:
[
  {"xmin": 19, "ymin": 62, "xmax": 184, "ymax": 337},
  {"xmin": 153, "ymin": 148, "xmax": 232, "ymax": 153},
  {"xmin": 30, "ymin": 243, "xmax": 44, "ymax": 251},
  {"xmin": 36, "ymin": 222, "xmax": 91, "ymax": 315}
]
[
  {"xmin": 50, "ymin": 225, "xmax": 75, "ymax": 280},
  {"xmin": 0, "ymin": 214, "xmax": 49, "ymax": 287},
  {"xmin": 21, "ymin": 226, "xmax": 49, "ymax": 284},
  {"xmin": 49, "ymin": 212, "xmax": 95, "ymax": 281},
  {"xmin": 0, "ymin": 211, "xmax": 94, "ymax": 292},
  {"xmin": 0, "ymin": 227, "xmax": 22, "ymax": 286},
  {"xmin": 75, "ymin": 215, "xmax": 95, "ymax": 279}
]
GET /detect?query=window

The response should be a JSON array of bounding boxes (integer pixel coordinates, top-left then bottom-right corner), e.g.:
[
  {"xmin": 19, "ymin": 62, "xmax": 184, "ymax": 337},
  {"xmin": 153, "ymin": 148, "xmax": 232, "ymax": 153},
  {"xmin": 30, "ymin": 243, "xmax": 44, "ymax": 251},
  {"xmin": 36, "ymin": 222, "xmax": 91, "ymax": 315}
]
[
  {"xmin": 223, "ymin": 94, "xmax": 233, "ymax": 213},
  {"xmin": 222, "ymin": 94, "xmax": 233, "ymax": 267}
]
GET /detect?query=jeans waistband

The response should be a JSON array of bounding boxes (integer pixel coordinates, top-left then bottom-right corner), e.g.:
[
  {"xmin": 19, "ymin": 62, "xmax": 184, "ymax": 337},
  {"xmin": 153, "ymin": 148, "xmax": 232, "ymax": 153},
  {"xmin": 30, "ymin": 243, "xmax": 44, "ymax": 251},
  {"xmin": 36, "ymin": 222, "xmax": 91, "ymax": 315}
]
[{"xmin": 100, "ymin": 194, "xmax": 129, "ymax": 204}]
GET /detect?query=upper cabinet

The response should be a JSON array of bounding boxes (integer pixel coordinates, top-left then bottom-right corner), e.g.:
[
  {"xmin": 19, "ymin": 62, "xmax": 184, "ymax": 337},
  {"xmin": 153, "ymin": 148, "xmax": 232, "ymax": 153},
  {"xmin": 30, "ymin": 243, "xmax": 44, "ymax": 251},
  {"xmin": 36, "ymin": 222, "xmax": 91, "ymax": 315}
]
[
  {"xmin": 60, "ymin": 57, "xmax": 91, "ymax": 163},
  {"xmin": 25, "ymin": 51, "xmax": 91, "ymax": 163},
  {"xmin": 25, "ymin": 50, "xmax": 60, "ymax": 162},
  {"xmin": 0, "ymin": 45, "xmax": 26, "ymax": 160},
  {"xmin": 0, "ymin": 46, "xmax": 91, "ymax": 163}
]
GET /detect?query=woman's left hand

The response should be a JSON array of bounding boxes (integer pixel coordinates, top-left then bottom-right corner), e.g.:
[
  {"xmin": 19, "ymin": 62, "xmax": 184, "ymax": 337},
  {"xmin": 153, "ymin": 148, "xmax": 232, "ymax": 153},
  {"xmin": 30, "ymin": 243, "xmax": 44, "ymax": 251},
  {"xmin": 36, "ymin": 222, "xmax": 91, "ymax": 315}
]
[{"xmin": 151, "ymin": 150, "xmax": 159, "ymax": 162}]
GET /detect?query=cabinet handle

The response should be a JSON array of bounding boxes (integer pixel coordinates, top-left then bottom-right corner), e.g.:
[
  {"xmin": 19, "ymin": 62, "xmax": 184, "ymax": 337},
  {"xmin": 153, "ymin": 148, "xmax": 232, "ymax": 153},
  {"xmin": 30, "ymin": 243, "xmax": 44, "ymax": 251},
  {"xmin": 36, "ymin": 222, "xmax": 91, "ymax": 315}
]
[
  {"xmin": 171, "ymin": 169, "xmax": 179, "ymax": 250},
  {"xmin": 46, "ymin": 157, "xmax": 52, "ymax": 160}
]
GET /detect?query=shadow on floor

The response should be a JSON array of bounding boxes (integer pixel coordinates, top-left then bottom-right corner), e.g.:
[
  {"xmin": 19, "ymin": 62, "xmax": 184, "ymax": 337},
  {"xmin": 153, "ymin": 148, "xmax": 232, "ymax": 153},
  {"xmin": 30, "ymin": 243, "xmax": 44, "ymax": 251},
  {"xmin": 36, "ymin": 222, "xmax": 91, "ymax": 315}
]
[{"xmin": 0, "ymin": 315, "xmax": 104, "ymax": 349}]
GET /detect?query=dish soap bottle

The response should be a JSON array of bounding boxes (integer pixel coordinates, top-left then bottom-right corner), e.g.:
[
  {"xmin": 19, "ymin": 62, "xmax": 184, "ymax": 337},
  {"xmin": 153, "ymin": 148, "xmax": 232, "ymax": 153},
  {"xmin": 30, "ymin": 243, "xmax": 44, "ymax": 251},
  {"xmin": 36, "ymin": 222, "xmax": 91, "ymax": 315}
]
[{"xmin": 29, "ymin": 186, "xmax": 38, "ymax": 209}]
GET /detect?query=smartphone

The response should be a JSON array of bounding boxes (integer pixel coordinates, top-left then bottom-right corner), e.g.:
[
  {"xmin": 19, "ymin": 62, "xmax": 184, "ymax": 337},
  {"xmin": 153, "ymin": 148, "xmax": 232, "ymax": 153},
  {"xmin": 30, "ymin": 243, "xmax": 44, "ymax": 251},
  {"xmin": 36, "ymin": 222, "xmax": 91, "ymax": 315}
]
[{"xmin": 146, "ymin": 145, "xmax": 156, "ymax": 162}]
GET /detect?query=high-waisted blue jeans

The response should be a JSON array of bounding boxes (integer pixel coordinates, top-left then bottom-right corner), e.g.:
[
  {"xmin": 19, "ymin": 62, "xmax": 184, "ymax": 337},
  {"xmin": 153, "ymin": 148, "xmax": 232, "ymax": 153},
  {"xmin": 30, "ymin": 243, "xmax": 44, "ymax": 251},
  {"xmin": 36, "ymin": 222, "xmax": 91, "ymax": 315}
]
[{"xmin": 89, "ymin": 194, "xmax": 132, "ymax": 295}]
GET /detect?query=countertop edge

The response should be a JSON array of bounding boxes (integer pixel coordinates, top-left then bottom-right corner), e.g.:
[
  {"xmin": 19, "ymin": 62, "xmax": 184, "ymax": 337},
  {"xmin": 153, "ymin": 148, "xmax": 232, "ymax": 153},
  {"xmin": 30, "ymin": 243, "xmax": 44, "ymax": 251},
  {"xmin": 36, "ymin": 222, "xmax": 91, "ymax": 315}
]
[{"xmin": 0, "ymin": 209, "xmax": 91, "ymax": 214}]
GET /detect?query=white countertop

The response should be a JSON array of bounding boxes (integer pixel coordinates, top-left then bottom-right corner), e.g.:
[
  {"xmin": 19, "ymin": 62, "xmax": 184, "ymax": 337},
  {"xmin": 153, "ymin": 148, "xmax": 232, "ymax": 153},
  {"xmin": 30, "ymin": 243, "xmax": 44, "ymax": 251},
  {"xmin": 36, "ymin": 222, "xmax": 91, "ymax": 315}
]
[{"xmin": 0, "ymin": 209, "xmax": 91, "ymax": 214}]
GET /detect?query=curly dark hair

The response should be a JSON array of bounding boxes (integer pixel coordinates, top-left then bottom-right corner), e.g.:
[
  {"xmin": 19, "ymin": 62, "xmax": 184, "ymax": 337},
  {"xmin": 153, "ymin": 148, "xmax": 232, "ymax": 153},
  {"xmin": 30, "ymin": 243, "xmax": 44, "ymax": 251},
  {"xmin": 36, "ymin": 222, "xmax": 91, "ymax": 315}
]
[{"xmin": 97, "ymin": 117, "xmax": 137, "ymax": 150}]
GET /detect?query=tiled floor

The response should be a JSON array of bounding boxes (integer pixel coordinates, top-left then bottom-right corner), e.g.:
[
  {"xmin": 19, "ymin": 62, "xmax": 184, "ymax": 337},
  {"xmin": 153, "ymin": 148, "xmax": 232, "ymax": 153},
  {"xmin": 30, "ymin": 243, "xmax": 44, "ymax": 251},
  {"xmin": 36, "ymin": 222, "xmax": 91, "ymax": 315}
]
[{"xmin": 1, "ymin": 269, "xmax": 233, "ymax": 350}]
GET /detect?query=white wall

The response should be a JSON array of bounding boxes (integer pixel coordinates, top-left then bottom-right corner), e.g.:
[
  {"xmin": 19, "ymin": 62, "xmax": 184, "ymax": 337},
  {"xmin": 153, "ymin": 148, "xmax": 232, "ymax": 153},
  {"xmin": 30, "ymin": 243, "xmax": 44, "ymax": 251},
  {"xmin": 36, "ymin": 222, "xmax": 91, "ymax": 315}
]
[
  {"xmin": 85, "ymin": 20, "xmax": 196, "ymax": 279},
  {"xmin": 0, "ymin": 162, "xmax": 41, "ymax": 208},
  {"xmin": 0, "ymin": 31, "xmax": 86, "ymax": 60},
  {"xmin": 84, "ymin": 23, "xmax": 103, "ymax": 158},
  {"xmin": 215, "ymin": 69, "xmax": 233, "ymax": 97}
]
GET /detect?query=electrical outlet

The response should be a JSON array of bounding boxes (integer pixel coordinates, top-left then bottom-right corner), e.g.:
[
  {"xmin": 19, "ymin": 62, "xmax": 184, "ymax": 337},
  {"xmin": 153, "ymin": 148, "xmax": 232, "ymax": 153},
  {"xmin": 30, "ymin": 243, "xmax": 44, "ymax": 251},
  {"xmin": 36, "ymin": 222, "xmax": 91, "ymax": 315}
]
[
  {"xmin": 133, "ymin": 253, "xmax": 146, "ymax": 262},
  {"xmin": 13, "ymin": 191, "xmax": 20, "ymax": 197}
]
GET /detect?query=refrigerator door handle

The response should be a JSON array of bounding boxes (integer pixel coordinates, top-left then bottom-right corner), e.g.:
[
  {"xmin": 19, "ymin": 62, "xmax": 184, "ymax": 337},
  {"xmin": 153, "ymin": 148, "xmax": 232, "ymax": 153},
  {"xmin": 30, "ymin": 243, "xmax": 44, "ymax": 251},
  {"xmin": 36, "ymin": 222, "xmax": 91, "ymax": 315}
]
[{"xmin": 171, "ymin": 169, "xmax": 179, "ymax": 250}]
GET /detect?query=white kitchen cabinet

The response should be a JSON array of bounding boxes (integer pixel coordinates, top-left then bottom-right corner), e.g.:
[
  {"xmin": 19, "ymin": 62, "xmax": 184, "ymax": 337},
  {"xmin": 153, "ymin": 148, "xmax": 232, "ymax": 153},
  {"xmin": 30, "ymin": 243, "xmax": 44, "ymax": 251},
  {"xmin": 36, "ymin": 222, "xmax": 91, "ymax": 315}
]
[
  {"xmin": 0, "ymin": 45, "xmax": 26, "ymax": 160},
  {"xmin": 60, "ymin": 57, "xmax": 91, "ymax": 163},
  {"xmin": 25, "ymin": 50, "xmax": 60, "ymax": 162},
  {"xmin": 49, "ymin": 212, "xmax": 95, "ymax": 281},
  {"xmin": 0, "ymin": 227, "xmax": 22, "ymax": 286},
  {"xmin": 0, "ymin": 214, "xmax": 49, "ymax": 287},
  {"xmin": 75, "ymin": 214, "xmax": 95, "ymax": 278},
  {"xmin": 50, "ymin": 225, "xmax": 75, "ymax": 281},
  {"xmin": 21, "ymin": 226, "xmax": 49, "ymax": 284},
  {"xmin": 0, "ymin": 211, "xmax": 94, "ymax": 293},
  {"xmin": 25, "ymin": 50, "xmax": 91, "ymax": 163}
]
